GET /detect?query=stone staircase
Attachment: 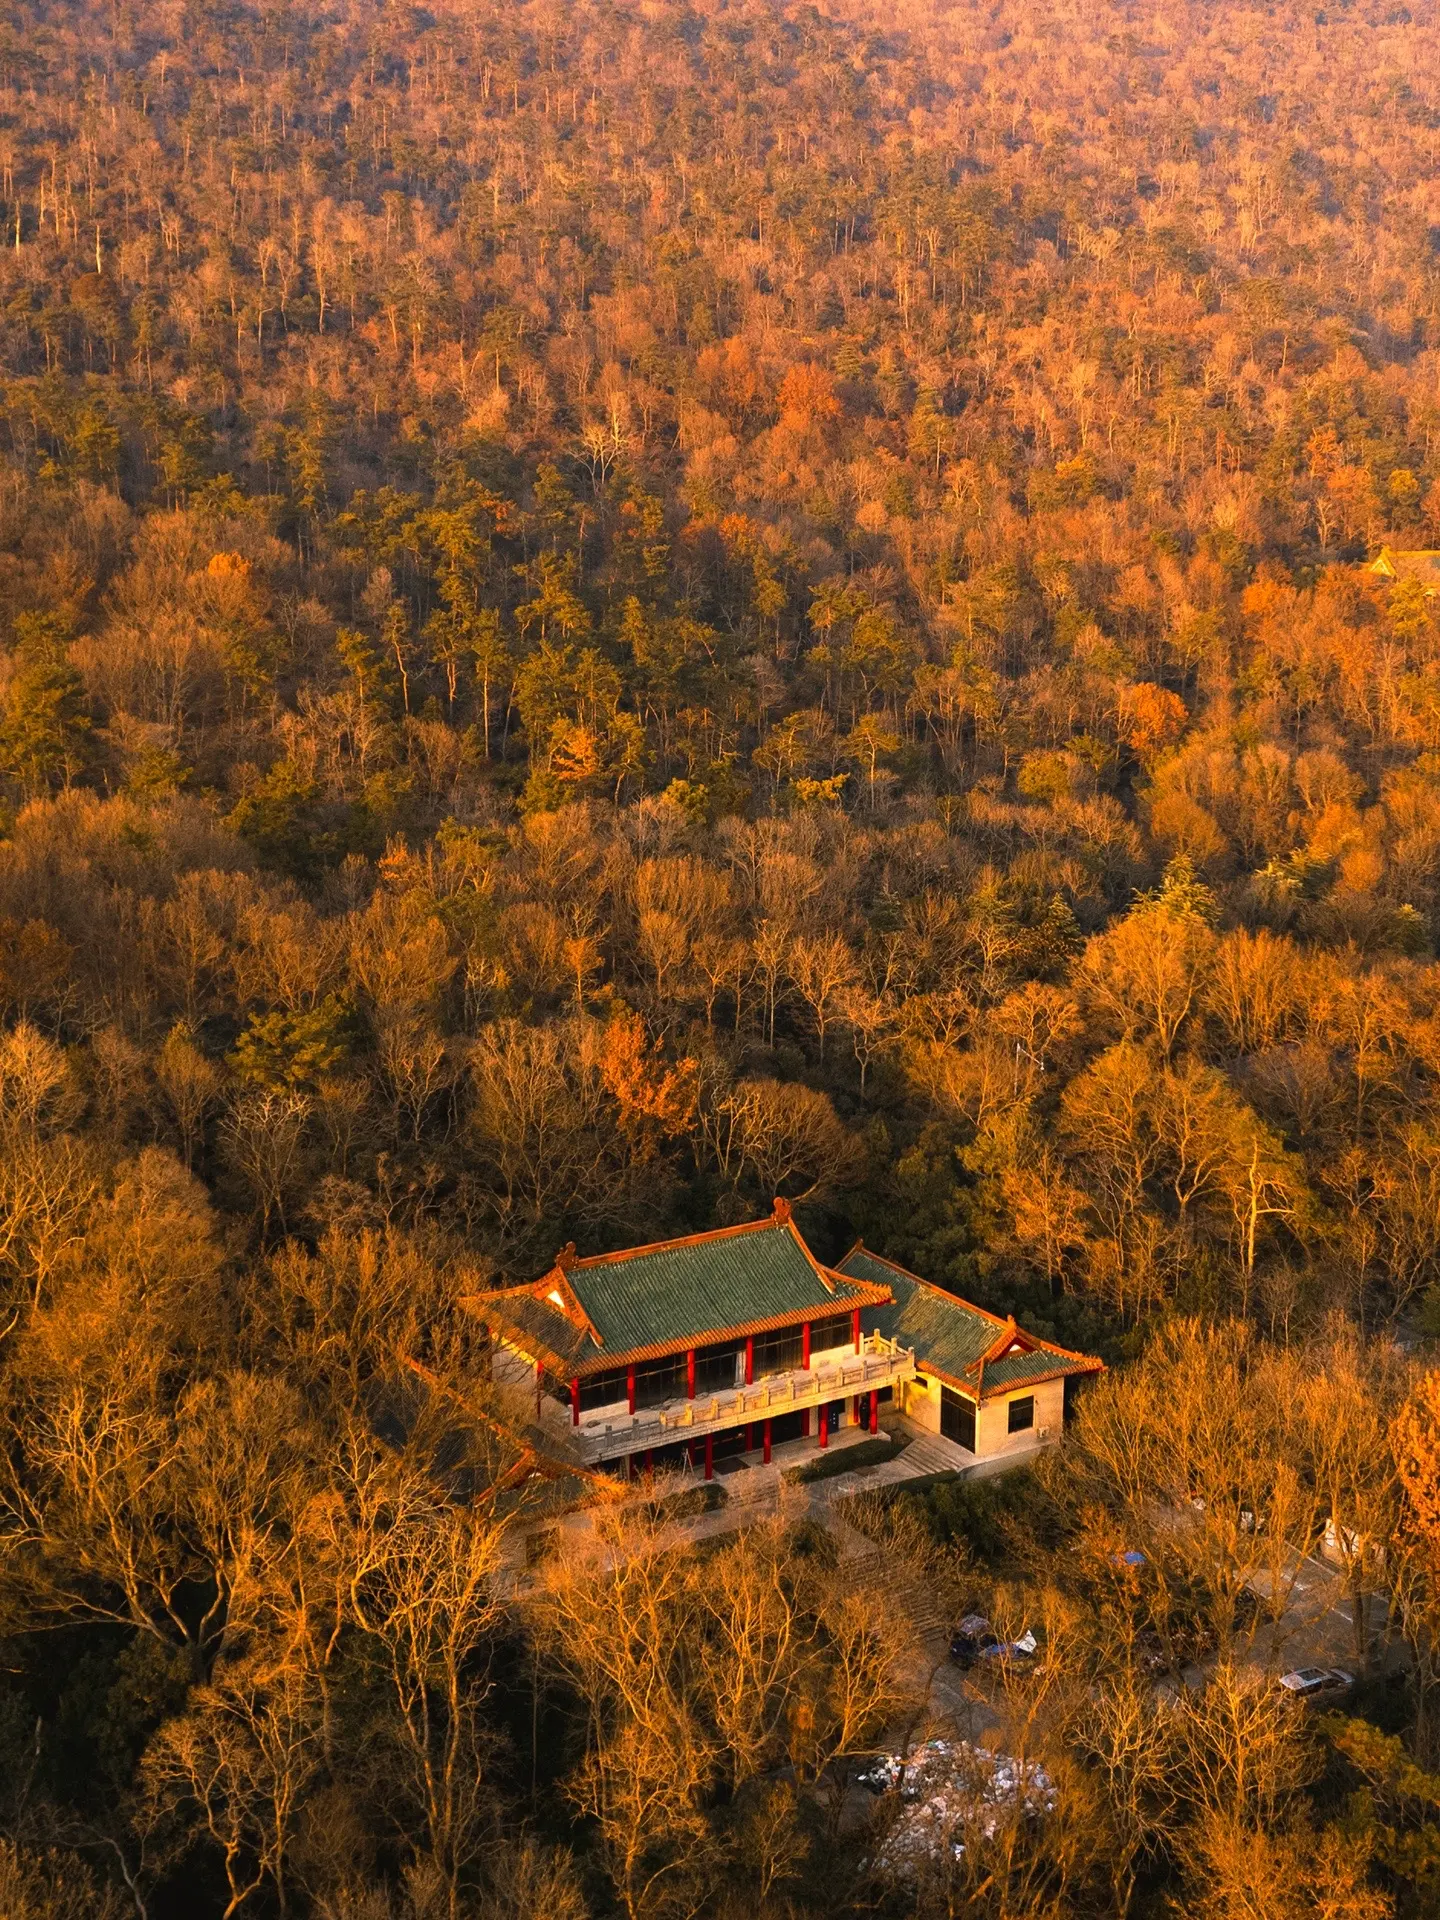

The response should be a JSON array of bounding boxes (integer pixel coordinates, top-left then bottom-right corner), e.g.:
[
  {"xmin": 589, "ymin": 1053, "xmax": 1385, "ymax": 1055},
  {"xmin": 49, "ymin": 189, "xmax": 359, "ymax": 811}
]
[
  {"xmin": 882, "ymin": 1431, "xmax": 971, "ymax": 1481},
  {"xmin": 814, "ymin": 1426, "xmax": 974, "ymax": 1498},
  {"xmin": 835, "ymin": 1540, "xmax": 949, "ymax": 1640}
]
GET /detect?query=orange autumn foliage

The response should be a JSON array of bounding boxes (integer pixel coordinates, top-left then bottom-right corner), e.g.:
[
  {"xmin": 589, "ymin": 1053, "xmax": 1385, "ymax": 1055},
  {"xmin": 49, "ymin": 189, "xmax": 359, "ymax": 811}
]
[{"xmin": 589, "ymin": 1011, "xmax": 698, "ymax": 1160}]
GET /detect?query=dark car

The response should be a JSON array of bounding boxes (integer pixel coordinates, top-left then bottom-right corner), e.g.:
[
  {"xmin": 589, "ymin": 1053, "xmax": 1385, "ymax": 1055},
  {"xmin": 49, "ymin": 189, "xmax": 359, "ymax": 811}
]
[{"xmin": 949, "ymin": 1613, "xmax": 1037, "ymax": 1669}]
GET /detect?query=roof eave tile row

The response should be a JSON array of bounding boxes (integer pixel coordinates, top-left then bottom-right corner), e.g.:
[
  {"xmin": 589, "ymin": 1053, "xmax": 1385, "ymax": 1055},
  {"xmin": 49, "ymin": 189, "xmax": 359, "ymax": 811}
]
[
  {"xmin": 833, "ymin": 1242, "xmax": 1104, "ymax": 1402},
  {"xmin": 469, "ymin": 1206, "xmax": 890, "ymax": 1382},
  {"xmin": 467, "ymin": 1210, "xmax": 1105, "ymax": 1401}
]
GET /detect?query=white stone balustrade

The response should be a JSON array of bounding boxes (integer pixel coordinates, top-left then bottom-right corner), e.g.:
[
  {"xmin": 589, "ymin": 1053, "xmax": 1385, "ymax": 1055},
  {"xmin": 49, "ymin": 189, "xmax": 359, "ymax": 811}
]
[{"xmin": 549, "ymin": 1333, "xmax": 917, "ymax": 1465}]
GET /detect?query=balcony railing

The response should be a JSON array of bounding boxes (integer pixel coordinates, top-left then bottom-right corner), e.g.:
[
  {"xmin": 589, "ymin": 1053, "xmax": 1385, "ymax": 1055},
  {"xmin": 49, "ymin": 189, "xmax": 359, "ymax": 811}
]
[{"xmin": 549, "ymin": 1332, "xmax": 917, "ymax": 1465}]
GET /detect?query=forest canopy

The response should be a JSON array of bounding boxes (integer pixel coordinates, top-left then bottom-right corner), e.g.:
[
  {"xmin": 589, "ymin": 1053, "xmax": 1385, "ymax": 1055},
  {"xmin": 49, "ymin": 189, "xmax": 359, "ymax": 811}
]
[{"xmin": 3, "ymin": 0, "xmax": 1440, "ymax": 1914}]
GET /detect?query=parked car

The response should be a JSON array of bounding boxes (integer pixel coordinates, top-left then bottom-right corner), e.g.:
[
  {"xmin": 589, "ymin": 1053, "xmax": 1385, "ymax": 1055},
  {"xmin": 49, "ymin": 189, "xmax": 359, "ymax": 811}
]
[
  {"xmin": 1278, "ymin": 1666, "xmax": 1353, "ymax": 1703},
  {"xmin": 949, "ymin": 1614, "xmax": 1037, "ymax": 1668},
  {"xmin": 948, "ymin": 1613, "xmax": 993, "ymax": 1664},
  {"xmin": 977, "ymin": 1628, "xmax": 1038, "ymax": 1665}
]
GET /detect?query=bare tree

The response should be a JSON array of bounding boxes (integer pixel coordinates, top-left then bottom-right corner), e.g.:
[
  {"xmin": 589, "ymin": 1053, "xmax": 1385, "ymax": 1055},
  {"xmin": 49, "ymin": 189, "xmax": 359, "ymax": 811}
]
[{"xmin": 142, "ymin": 1656, "xmax": 320, "ymax": 1919}]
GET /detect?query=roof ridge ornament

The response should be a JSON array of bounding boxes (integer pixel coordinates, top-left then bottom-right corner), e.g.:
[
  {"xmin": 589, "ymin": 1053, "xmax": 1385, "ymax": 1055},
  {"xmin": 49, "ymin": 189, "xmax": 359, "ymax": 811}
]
[
  {"xmin": 978, "ymin": 1317, "xmax": 1030, "ymax": 1367},
  {"xmin": 537, "ymin": 1259, "xmax": 605, "ymax": 1350},
  {"xmin": 772, "ymin": 1195, "xmax": 793, "ymax": 1223}
]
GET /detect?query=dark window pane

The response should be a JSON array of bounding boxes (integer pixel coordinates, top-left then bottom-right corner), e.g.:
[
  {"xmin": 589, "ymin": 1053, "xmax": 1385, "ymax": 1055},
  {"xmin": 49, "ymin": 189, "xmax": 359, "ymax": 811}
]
[
  {"xmin": 941, "ymin": 1387, "xmax": 976, "ymax": 1451},
  {"xmin": 753, "ymin": 1326, "xmax": 805, "ymax": 1378},
  {"xmin": 1007, "ymin": 1395, "xmax": 1035, "ymax": 1433},
  {"xmin": 634, "ymin": 1355, "xmax": 686, "ymax": 1409},
  {"xmin": 579, "ymin": 1369, "xmax": 629, "ymax": 1412},
  {"xmin": 810, "ymin": 1312, "xmax": 853, "ymax": 1351},
  {"xmin": 695, "ymin": 1343, "xmax": 743, "ymax": 1395}
]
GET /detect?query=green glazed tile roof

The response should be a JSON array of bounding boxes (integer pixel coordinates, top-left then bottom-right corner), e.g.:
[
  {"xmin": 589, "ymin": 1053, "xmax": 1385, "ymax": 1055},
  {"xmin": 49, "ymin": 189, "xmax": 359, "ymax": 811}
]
[
  {"xmin": 478, "ymin": 1215, "xmax": 891, "ymax": 1378},
  {"xmin": 977, "ymin": 1350, "xmax": 1094, "ymax": 1392},
  {"xmin": 490, "ymin": 1293, "xmax": 596, "ymax": 1373},
  {"xmin": 836, "ymin": 1244, "xmax": 1102, "ymax": 1399}
]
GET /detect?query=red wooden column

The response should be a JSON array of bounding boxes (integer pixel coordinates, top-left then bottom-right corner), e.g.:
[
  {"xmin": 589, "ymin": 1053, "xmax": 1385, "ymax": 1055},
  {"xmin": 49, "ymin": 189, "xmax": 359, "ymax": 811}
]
[
  {"xmin": 800, "ymin": 1408, "xmax": 810, "ymax": 1437},
  {"xmin": 818, "ymin": 1403, "xmax": 829, "ymax": 1448},
  {"xmin": 627, "ymin": 1365, "xmax": 636, "ymax": 1416},
  {"xmin": 745, "ymin": 1336, "xmax": 754, "ymax": 1385},
  {"xmin": 704, "ymin": 1433, "xmax": 714, "ymax": 1481},
  {"xmin": 570, "ymin": 1377, "xmax": 580, "ymax": 1426},
  {"xmin": 686, "ymin": 1349, "xmax": 696, "ymax": 1398},
  {"xmin": 745, "ymin": 1422, "xmax": 753, "ymax": 1452},
  {"xmin": 869, "ymin": 1390, "xmax": 879, "ymax": 1435},
  {"xmin": 802, "ymin": 1321, "xmax": 811, "ymax": 1368},
  {"xmin": 763, "ymin": 1418, "xmax": 772, "ymax": 1464},
  {"xmin": 852, "ymin": 1307, "xmax": 862, "ymax": 1352},
  {"xmin": 645, "ymin": 1448, "xmax": 654, "ymax": 1475}
]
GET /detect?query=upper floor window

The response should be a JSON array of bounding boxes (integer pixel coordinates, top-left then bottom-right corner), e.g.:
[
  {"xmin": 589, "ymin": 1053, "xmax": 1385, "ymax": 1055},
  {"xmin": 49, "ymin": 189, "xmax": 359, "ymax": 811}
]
[
  {"xmin": 694, "ymin": 1342, "xmax": 744, "ymax": 1395},
  {"xmin": 752, "ymin": 1325, "xmax": 805, "ymax": 1378},
  {"xmin": 810, "ymin": 1312, "xmax": 854, "ymax": 1352},
  {"xmin": 579, "ymin": 1369, "xmax": 629, "ymax": 1412}
]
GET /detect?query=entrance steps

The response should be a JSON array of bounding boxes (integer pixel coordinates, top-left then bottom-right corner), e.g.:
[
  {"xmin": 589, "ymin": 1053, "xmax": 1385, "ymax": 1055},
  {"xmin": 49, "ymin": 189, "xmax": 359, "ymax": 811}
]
[
  {"xmin": 834, "ymin": 1542, "xmax": 947, "ymax": 1639},
  {"xmin": 890, "ymin": 1432, "xmax": 971, "ymax": 1479}
]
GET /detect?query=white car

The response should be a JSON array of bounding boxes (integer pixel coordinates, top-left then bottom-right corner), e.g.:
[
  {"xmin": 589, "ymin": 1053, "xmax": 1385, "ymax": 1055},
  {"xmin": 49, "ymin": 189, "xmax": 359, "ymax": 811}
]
[{"xmin": 1277, "ymin": 1666, "xmax": 1353, "ymax": 1703}]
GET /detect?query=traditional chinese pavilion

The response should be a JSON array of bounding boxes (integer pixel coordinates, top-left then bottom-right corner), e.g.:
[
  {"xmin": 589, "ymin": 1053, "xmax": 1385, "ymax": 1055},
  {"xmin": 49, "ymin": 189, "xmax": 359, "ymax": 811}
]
[{"xmin": 473, "ymin": 1200, "xmax": 1103, "ymax": 1479}]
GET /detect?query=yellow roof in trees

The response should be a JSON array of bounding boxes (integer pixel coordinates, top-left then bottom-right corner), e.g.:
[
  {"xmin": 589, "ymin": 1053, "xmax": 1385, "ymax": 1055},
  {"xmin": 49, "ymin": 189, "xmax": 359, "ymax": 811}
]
[{"xmin": 1370, "ymin": 548, "xmax": 1440, "ymax": 594}]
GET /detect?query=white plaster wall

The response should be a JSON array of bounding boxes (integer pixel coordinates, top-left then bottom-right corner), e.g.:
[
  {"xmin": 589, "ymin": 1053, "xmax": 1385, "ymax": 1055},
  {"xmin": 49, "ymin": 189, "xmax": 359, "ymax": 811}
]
[
  {"xmin": 976, "ymin": 1377, "xmax": 1065, "ymax": 1461},
  {"xmin": 901, "ymin": 1372, "xmax": 943, "ymax": 1433},
  {"xmin": 492, "ymin": 1341, "xmax": 538, "ymax": 1395}
]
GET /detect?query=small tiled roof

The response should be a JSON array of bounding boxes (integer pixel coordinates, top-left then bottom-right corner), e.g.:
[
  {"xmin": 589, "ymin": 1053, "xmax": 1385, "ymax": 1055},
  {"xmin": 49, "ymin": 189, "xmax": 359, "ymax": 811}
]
[
  {"xmin": 835, "ymin": 1243, "xmax": 1103, "ymax": 1401},
  {"xmin": 472, "ymin": 1204, "xmax": 891, "ymax": 1380},
  {"xmin": 1371, "ymin": 547, "xmax": 1440, "ymax": 593}
]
